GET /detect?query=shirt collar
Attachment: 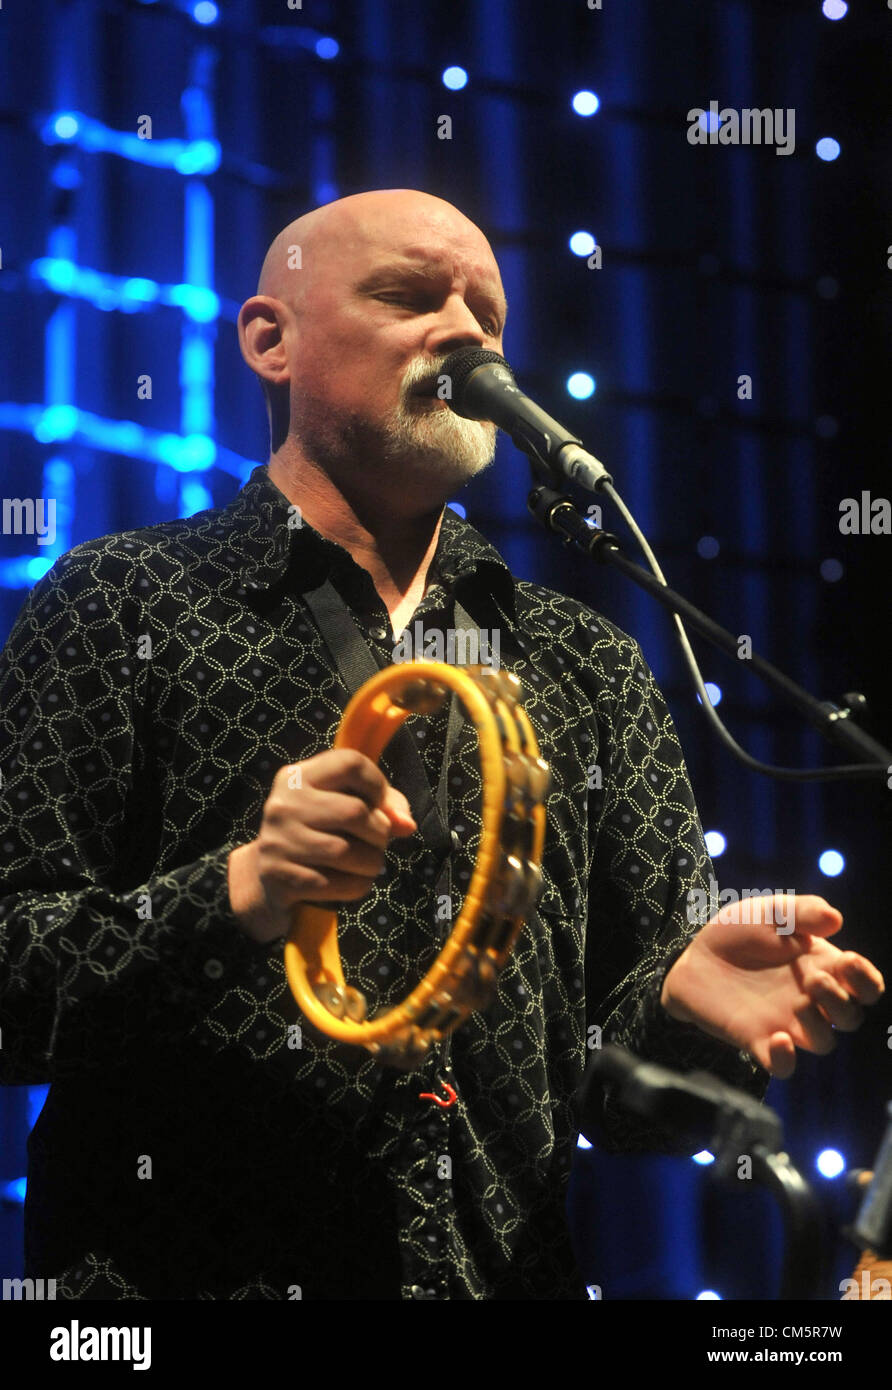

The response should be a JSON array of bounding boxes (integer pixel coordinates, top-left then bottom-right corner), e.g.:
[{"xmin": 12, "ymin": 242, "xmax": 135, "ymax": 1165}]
[{"xmin": 219, "ymin": 463, "xmax": 518, "ymax": 617}]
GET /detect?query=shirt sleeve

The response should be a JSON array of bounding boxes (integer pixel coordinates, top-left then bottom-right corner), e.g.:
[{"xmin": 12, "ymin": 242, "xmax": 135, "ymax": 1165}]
[
  {"xmin": 0, "ymin": 543, "xmax": 266, "ymax": 1085},
  {"xmin": 581, "ymin": 632, "xmax": 770, "ymax": 1154}
]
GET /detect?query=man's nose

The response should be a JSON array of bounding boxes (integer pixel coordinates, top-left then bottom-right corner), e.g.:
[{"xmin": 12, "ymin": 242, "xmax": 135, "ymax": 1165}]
[{"xmin": 426, "ymin": 293, "xmax": 489, "ymax": 356}]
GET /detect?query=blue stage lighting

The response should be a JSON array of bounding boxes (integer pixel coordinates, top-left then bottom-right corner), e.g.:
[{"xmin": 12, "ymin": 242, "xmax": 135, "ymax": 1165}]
[
  {"xmin": 696, "ymin": 1290, "xmax": 722, "ymax": 1301},
  {"xmin": 567, "ymin": 372, "xmax": 595, "ymax": 400},
  {"xmin": 569, "ymin": 232, "xmax": 596, "ymax": 257},
  {"xmin": 1, "ymin": 1177, "xmax": 27, "ymax": 1205},
  {"xmin": 822, "ymin": 0, "xmax": 848, "ymax": 18},
  {"xmin": 699, "ymin": 110, "xmax": 720, "ymax": 134},
  {"xmin": 816, "ymin": 137, "xmax": 841, "ymax": 161},
  {"xmin": 696, "ymin": 682, "xmax": 722, "ymax": 707},
  {"xmin": 53, "ymin": 113, "xmax": 80, "ymax": 140},
  {"xmin": 193, "ymin": 1, "xmax": 218, "ymax": 24},
  {"xmin": 442, "ymin": 66, "xmax": 468, "ymax": 90},
  {"xmin": 818, "ymin": 849, "xmax": 844, "ymax": 877},
  {"xmin": 447, "ymin": 502, "xmax": 467, "ymax": 518},
  {"xmin": 315, "ymin": 36, "xmax": 339, "ymax": 60},
  {"xmin": 820, "ymin": 558, "xmax": 844, "ymax": 582},
  {"xmin": 576, "ymin": 1134, "xmax": 592, "ymax": 1150},
  {"xmin": 697, "ymin": 535, "xmax": 720, "ymax": 559},
  {"xmin": 705, "ymin": 831, "xmax": 727, "ymax": 858},
  {"xmin": 572, "ymin": 90, "xmax": 600, "ymax": 116},
  {"xmin": 692, "ymin": 1150, "xmax": 715, "ymax": 1165},
  {"xmin": 816, "ymin": 1148, "xmax": 845, "ymax": 1178}
]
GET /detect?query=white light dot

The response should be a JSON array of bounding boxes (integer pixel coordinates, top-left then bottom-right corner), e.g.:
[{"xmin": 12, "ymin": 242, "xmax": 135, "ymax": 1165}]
[
  {"xmin": 816, "ymin": 137, "xmax": 841, "ymax": 161},
  {"xmin": 696, "ymin": 1289, "xmax": 722, "ymax": 1300},
  {"xmin": 816, "ymin": 1148, "xmax": 845, "ymax": 1178},
  {"xmin": 569, "ymin": 231, "xmax": 596, "ymax": 257},
  {"xmin": 315, "ymin": 36, "xmax": 339, "ymax": 60},
  {"xmin": 567, "ymin": 372, "xmax": 595, "ymax": 400},
  {"xmin": 442, "ymin": 66, "xmax": 468, "ymax": 90},
  {"xmin": 819, "ymin": 849, "xmax": 844, "ymax": 877},
  {"xmin": 704, "ymin": 831, "xmax": 726, "ymax": 858},
  {"xmin": 692, "ymin": 1150, "xmax": 715, "ymax": 1165},
  {"xmin": 822, "ymin": 0, "xmax": 848, "ymax": 19},
  {"xmin": 576, "ymin": 1134, "xmax": 592, "ymax": 1150},
  {"xmin": 572, "ymin": 90, "xmax": 600, "ymax": 117},
  {"xmin": 695, "ymin": 682, "xmax": 722, "ymax": 708}
]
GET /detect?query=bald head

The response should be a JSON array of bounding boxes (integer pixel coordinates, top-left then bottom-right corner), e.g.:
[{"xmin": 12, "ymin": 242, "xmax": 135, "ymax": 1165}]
[
  {"xmin": 239, "ymin": 187, "xmax": 504, "ymax": 488},
  {"xmin": 256, "ymin": 189, "xmax": 500, "ymax": 313}
]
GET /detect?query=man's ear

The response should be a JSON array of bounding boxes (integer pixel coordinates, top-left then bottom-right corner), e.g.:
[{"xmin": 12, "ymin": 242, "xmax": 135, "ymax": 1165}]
[{"xmin": 237, "ymin": 295, "xmax": 291, "ymax": 387}]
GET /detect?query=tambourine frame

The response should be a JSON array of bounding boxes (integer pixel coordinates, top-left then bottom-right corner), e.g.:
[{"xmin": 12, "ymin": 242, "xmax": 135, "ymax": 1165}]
[{"xmin": 283, "ymin": 660, "xmax": 548, "ymax": 1068}]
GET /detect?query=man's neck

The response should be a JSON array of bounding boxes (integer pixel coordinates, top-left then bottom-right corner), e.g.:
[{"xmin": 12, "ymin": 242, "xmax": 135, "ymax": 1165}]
[{"xmin": 268, "ymin": 453, "xmax": 445, "ymax": 635}]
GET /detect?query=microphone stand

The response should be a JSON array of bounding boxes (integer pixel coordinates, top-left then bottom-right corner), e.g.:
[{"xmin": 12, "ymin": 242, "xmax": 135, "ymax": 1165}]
[
  {"xmin": 526, "ymin": 477, "xmax": 892, "ymax": 776},
  {"xmin": 582, "ymin": 1045, "xmax": 826, "ymax": 1299}
]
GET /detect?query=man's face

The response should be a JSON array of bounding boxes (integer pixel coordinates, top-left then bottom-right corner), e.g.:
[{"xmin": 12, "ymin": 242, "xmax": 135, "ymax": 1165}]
[{"xmin": 284, "ymin": 200, "xmax": 506, "ymax": 491}]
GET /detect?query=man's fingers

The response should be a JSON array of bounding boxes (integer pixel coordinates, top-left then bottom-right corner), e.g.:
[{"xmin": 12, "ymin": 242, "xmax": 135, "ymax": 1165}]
[
  {"xmin": 297, "ymin": 748, "xmax": 391, "ymax": 806},
  {"xmin": 832, "ymin": 951, "xmax": 885, "ymax": 1006},
  {"xmin": 381, "ymin": 785, "xmax": 416, "ymax": 834},
  {"xmin": 766, "ymin": 1033, "xmax": 797, "ymax": 1079},
  {"xmin": 789, "ymin": 1001, "xmax": 838, "ymax": 1056},
  {"xmin": 806, "ymin": 971, "xmax": 865, "ymax": 1032}
]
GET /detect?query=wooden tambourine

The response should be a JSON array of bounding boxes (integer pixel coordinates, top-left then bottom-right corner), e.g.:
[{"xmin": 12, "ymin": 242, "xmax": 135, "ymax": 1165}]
[{"xmin": 283, "ymin": 661, "xmax": 550, "ymax": 1069}]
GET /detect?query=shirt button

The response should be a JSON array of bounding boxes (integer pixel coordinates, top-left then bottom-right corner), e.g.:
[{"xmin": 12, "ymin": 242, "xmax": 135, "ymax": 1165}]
[
  {"xmin": 370, "ymin": 625, "xmax": 388, "ymax": 641},
  {"xmin": 410, "ymin": 1284, "xmax": 427, "ymax": 1300},
  {"xmin": 450, "ymin": 831, "xmax": 461, "ymax": 852},
  {"xmin": 409, "ymin": 1137, "xmax": 428, "ymax": 1157},
  {"xmin": 203, "ymin": 959, "xmax": 224, "ymax": 980}
]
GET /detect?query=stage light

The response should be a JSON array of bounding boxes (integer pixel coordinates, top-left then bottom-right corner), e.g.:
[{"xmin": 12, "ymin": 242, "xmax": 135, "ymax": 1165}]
[
  {"xmin": 818, "ymin": 849, "xmax": 844, "ymax": 877},
  {"xmin": 315, "ymin": 37, "xmax": 339, "ymax": 60},
  {"xmin": 569, "ymin": 232, "xmax": 596, "ymax": 257},
  {"xmin": 572, "ymin": 90, "xmax": 600, "ymax": 116},
  {"xmin": 442, "ymin": 66, "xmax": 468, "ymax": 90},
  {"xmin": 822, "ymin": 0, "xmax": 848, "ymax": 18},
  {"xmin": 576, "ymin": 1134, "xmax": 592, "ymax": 1150},
  {"xmin": 447, "ymin": 502, "xmax": 467, "ymax": 518},
  {"xmin": 699, "ymin": 109, "xmax": 720, "ymax": 134},
  {"xmin": 696, "ymin": 682, "xmax": 722, "ymax": 707},
  {"xmin": 167, "ymin": 284, "xmax": 220, "ymax": 322},
  {"xmin": 51, "ymin": 161, "xmax": 81, "ymax": 190},
  {"xmin": 192, "ymin": 1, "xmax": 218, "ymax": 24},
  {"xmin": 816, "ymin": 137, "xmax": 841, "ymax": 161},
  {"xmin": 816, "ymin": 1148, "xmax": 845, "ymax": 1178},
  {"xmin": 692, "ymin": 1150, "xmax": 715, "ymax": 1165},
  {"xmin": 705, "ymin": 831, "xmax": 726, "ymax": 858},
  {"xmin": 34, "ymin": 404, "xmax": 78, "ymax": 443},
  {"xmin": 567, "ymin": 372, "xmax": 595, "ymax": 400},
  {"xmin": 820, "ymin": 558, "xmax": 844, "ymax": 582},
  {"xmin": 1, "ymin": 1177, "xmax": 27, "ymax": 1205},
  {"xmin": 697, "ymin": 535, "xmax": 720, "ymax": 559},
  {"xmin": 52, "ymin": 113, "xmax": 80, "ymax": 141},
  {"xmin": 697, "ymin": 1290, "xmax": 722, "ymax": 1300}
]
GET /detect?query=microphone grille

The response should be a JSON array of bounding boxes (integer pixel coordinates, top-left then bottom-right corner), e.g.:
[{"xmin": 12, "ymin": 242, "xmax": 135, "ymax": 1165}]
[{"xmin": 439, "ymin": 346, "xmax": 512, "ymax": 400}]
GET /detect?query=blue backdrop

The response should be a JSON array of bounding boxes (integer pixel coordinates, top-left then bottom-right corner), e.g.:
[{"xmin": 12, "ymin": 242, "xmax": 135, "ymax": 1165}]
[{"xmin": 1, "ymin": 0, "xmax": 890, "ymax": 1301}]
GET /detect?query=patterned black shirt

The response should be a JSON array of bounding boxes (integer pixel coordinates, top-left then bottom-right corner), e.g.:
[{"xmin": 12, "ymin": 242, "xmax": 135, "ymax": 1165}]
[{"xmin": 0, "ymin": 464, "xmax": 766, "ymax": 1300}]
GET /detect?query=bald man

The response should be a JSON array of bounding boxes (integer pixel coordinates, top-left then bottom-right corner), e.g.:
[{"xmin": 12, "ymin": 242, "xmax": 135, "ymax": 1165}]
[{"xmin": 0, "ymin": 189, "xmax": 882, "ymax": 1302}]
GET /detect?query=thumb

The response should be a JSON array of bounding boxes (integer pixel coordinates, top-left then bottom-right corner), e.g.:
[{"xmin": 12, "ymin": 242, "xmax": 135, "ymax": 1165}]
[{"xmin": 381, "ymin": 785, "xmax": 417, "ymax": 836}]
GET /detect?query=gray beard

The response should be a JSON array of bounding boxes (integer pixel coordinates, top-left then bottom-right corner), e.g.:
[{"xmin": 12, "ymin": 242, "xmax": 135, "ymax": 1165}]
[{"xmin": 290, "ymin": 383, "xmax": 497, "ymax": 490}]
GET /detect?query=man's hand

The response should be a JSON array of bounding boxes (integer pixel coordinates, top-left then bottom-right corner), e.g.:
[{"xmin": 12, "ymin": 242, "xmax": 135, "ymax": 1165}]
[
  {"xmin": 227, "ymin": 749, "xmax": 417, "ymax": 944},
  {"xmin": 660, "ymin": 894, "xmax": 885, "ymax": 1079}
]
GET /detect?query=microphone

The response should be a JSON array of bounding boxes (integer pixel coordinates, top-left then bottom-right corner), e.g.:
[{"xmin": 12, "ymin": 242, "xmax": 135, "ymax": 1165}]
[{"xmin": 438, "ymin": 346, "xmax": 612, "ymax": 492}]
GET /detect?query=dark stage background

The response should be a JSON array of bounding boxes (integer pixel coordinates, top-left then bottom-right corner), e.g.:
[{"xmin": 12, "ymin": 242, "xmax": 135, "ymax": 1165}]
[{"xmin": 1, "ymin": 0, "xmax": 890, "ymax": 1302}]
